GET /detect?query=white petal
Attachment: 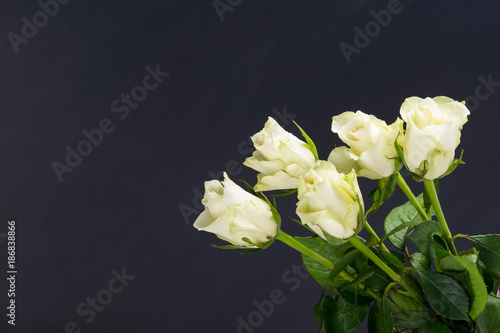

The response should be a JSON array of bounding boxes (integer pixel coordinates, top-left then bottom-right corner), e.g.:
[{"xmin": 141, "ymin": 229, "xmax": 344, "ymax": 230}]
[
  {"xmin": 327, "ymin": 146, "xmax": 361, "ymax": 175},
  {"xmin": 208, "ymin": 173, "xmax": 254, "ymax": 217},
  {"xmin": 193, "ymin": 209, "xmax": 216, "ymax": 230},
  {"xmin": 357, "ymin": 135, "xmax": 395, "ymax": 179},
  {"xmin": 244, "ymin": 152, "xmax": 285, "ymax": 174},
  {"xmin": 423, "ymin": 149, "xmax": 455, "ymax": 180},
  {"xmin": 227, "ymin": 200, "xmax": 277, "ymax": 245},
  {"xmin": 200, "ymin": 206, "xmax": 237, "ymax": 244}
]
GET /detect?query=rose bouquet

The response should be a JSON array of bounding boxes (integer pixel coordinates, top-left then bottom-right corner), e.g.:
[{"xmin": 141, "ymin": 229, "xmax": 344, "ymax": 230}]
[{"xmin": 192, "ymin": 96, "xmax": 500, "ymax": 332}]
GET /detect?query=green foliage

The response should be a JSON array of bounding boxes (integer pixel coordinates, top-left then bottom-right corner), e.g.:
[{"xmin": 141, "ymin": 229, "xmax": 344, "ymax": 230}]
[
  {"xmin": 392, "ymin": 310, "xmax": 431, "ymax": 329},
  {"xmin": 415, "ymin": 319, "xmax": 452, "ymax": 333},
  {"xmin": 367, "ymin": 304, "xmax": 380, "ymax": 333},
  {"xmin": 328, "ymin": 249, "xmax": 361, "ymax": 283},
  {"xmin": 296, "ymin": 236, "xmax": 354, "ymax": 289},
  {"xmin": 375, "ymin": 285, "xmax": 394, "ymax": 333},
  {"xmin": 379, "ymin": 251, "xmax": 407, "ymax": 272},
  {"xmin": 407, "ymin": 220, "xmax": 443, "ymax": 260},
  {"xmin": 409, "ymin": 252, "xmax": 431, "ymax": 271},
  {"xmin": 292, "ymin": 120, "xmax": 319, "ymax": 161},
  {"xmin": 198, "ymin": 109, "xmax": 496, "ymax": 333},
  {"xmin": 438, "ymin": 149, "xmax": 465, "ymax": 179},
  {"xmin": 320, "ymin": 295, "xmax": 370, "ymax": 333},
  {"xmin": 478, "ymin": 260, "xmax": 500, "ymax": 295},
  {"xmin": 384, "ymin": 194, "xmax": 432, "ymax": 250},
  {"xmin": 469, "ymin": 234, "xmax": 500, "ymax": 277},
  {"xmin": 475, "ymin": 295, "xmax": 500, "ymax": 333},
  {"xmin": 390, "ymin": 291, "xmax": 421, "ymax": 312},
  {"xmin": 364, "ymin": 266, "xmax": 392, "ymax": 291},
  {"xmin": 418, "ymin": 271, "xmax": 471, "ymax": 321},
  {"xmin": 366, "ymin": 174, "xmax": 398, "ymax": 216},
  {"xmin": 438, "ymin": 253, "xmax": 488, "ymax": 319}
]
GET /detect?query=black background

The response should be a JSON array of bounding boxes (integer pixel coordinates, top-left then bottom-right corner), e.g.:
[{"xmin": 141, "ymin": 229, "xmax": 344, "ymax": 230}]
[{"xmin": 1, "ymin": 0, "xmax": 500, "ymax": 332}]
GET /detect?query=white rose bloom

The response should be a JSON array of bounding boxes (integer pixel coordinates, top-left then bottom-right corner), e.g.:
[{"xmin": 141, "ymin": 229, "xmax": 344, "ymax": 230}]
[
  {"xmin": 328, "ymin": 111, "xmax": 402, "ymax": 179},
  {"xmin": 244, "ymin": 117, "xmax": 316, "ymax": 191},
  {"xmin": 193, "ymin": 173, "xmax": 278, "ymax": 248},
  {"xmin": 296, "ymin": 161, "xmax": 364, "ymax": 244},
  {"xmin": 399, "ymin": 96, "xmax": 470, "ymax": 180}
]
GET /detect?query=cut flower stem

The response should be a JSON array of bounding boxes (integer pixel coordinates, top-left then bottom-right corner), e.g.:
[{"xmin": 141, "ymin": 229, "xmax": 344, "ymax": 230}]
[
  {"xmin": 364, "ymin": 220, "xmax": 390, "ymax": 253},
  {"xmin": 275, "ymin": 230, "xmax": 381, "ymax": 301},
  {"xmin": 348, "ymin": 236, "xmax": 425, "ymax": 306},
  {"xmin": 396, "ymin": 172, "xmax": 429, "ymax": 221},
  {"xmin": 423, "ymin": 179, "xmax": 458, "ymax": 256}
]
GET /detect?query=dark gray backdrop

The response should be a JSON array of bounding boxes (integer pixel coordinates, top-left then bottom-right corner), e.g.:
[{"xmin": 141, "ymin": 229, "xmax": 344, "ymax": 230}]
[{"xmin": 1, "ymin": 0, "xmax": 499, "ymax": 332}]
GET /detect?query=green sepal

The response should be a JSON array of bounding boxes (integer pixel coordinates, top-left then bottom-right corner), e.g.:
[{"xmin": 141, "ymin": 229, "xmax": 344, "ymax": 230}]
[
  {"xmin": 241, "ymin": 248, "xmax": 263, "ymax": 255},
  {"xmin": 269, "ymin": 188, "xmax": 298, "ymax": 197},
  {"xmin": 438, "ymin": 149, "xmax": 465, "ymax": 179},
  {"xmin": 291, "ymin": 217, "xmax": 314, "ymax": 232},
  {"xmin": 259, "ymin": 192, "xmax": 281, "ymax": 228},
  {"xmin": 411, "ymin": 160, "xmax": 429, "ymax": 182},
  {"xmin": 394, "ymin": 133, "xmax": 406, "ymax": 166},
  {"xmin": 242, "ymin": 237, "xmax": 261, "ymax": 247},
  {"xmin": 210, "ymin": 244, "xmax": 250, "ymax": 250},
  {"xmin": 292, "ymin": 120, "xmax": 319, "ymax": 161},
  {"xmin": 366, "ymin": 174, "xmax": 398, "ymax": 216},
  {"xmin": 237, "ymin": 178, "xmax": 261, "ymax": 198}
]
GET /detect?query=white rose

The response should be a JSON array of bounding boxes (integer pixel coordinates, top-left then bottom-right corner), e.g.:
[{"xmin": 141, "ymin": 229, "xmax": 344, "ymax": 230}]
[
  {"xmin": 328, "ymin": 111, "xmax": 402, "ymax": 179},
  {"xmin": 296, "ymin": 161, "xmax": 364, "ymax": 244},
  {"xmin": 399, "ymin": 96, "xmax": 470, "ymax": 180},
  {"xmin": 193, "ymin": 173, "xmax": 278, "ymax": 248},
  {"xmin": 244, "ymin": 117, "xmax": 316, "ymax": 191}
]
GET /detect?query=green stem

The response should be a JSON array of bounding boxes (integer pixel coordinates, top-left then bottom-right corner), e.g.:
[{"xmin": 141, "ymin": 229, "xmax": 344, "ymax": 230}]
[
  {"xmin": 276, "ymin": 230, "xmax": 334, "ymax": 269},
  {"xmin": 396, "ymin": 172, "xmax": 429, "ymax": 221},
  {"xmin": 275, "ymin": 230, "xmax": 381, "ymax": 301},
  {"xmin": 348, "ymin": 237, "xmax": 425, "ymax": 305},
  {"xmin": 423, "ymin": 180, "xmax": 458, "ymax": 256},
  {"xmin": 364, "ymin": 220, "xmax": 390, "ymax": 253}
]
